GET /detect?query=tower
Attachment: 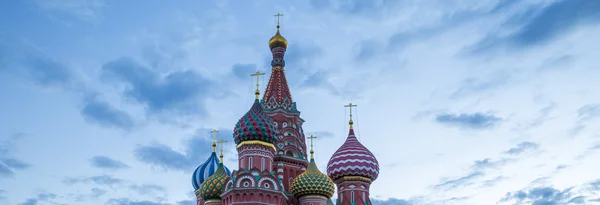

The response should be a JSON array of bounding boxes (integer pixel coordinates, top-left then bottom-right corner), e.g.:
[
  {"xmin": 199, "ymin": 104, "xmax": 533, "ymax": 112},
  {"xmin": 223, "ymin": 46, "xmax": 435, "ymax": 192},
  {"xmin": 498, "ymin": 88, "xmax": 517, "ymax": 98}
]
[
  {"xmin": 262, "ymin": 13, "xmax": 309, "ymax": 203},
  {"xmin": 290, "ymin": 135, "xmax": 336, "ymax": 205},
  {"xmin": 192, "ymin": 130, "xmax": 232, "ymax": 205},
  {"xmin": 220, "ymin": 71, "xmax": 287, "ymax": 205},
  {"xmin": 327, "ymin": 104, "xmax": 380, "ymax": 205}
]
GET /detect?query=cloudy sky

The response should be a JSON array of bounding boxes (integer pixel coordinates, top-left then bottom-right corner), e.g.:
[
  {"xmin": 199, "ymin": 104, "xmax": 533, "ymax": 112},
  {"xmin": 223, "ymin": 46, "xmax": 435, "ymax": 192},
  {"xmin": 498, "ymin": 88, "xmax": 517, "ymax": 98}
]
[{"xmin": 1, "ymin": 0, "xmax": 600, "ymax": 204}]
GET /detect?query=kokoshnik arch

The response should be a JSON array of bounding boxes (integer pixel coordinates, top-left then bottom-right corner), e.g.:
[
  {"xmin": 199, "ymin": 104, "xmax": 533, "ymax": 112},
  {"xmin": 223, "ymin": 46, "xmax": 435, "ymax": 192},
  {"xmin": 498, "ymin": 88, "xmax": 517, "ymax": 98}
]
[{"xmin": 191, "ymin": 13, "xmax": 380, "ymax": 205}]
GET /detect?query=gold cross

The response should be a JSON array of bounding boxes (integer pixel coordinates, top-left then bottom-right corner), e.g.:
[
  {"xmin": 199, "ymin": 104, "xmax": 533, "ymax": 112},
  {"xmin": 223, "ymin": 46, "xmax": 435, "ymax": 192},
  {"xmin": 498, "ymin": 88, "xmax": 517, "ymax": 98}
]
[
  {"xmin": 344, "ymin": 103, "xmax": 357, "ymax": 129},
  {"xmin": 250, "ymin": 71, "xmax": 265, "ymax": 99},
  {"xmin": 210, "ymin": 129, "xmax": 219, "ymax": 152},
  {"xmin": 217, "ymin": 139, "xmax": 228, "ymax": 162},
  {"xmin": 274, "ymin": 13, "xmax": 283, "ymax": 27},
  {"xmin": 307, "ymin": 135, "xmax": 317, "ymax": 159}
]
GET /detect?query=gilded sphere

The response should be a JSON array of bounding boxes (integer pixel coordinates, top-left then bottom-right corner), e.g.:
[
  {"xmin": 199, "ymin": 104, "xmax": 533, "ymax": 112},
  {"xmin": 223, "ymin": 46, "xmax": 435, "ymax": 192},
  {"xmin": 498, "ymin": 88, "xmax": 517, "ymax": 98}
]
[{"xmin": 269, "ymin": 29, "xmax": 288, "ymax": 49}]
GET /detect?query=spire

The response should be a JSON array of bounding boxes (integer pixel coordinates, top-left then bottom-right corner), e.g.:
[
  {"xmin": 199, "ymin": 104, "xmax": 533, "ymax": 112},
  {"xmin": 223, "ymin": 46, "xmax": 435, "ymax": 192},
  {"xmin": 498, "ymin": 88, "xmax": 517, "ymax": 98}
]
[
  {"xmin": 344, "ymin": 103, "xmax": 357, "ymax": 130},
  {"xmin": 217, "ymin": 139, "xmax": 227, "ymax": 163},
  {"xmin": 307, "ymin": 135, "xmax": 317, "ymax": 160},
  {"xmin": 264, "ymin": 13, "xmax": 295, "ymax": 110},
  {"xmin": 251, "ymin": 71, "xmax": 265, "ymax": 99},
  {"xmin": 211, "ymin": 129, "xmax": 218, "ymax": 152}
]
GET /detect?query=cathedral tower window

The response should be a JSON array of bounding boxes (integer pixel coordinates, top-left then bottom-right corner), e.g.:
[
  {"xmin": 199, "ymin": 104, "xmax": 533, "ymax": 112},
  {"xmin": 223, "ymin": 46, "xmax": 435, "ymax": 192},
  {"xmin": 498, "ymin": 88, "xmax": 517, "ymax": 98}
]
[
  {"xmin": 261, "ymin": 157, "xmax": 265, "ymax": 170},
  {"xmin": 249, "ymin": 157, "xmax": 253, "ymax": 168},
  {"xmin": 351, "ymin": 191, "xmax": 355, "ymax": 203}
]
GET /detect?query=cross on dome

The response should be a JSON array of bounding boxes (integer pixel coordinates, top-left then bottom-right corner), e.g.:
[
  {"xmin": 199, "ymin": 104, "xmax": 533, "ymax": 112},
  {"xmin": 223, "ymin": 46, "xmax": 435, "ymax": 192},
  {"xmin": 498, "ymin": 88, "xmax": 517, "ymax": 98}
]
[
  {"xmin": 211, "ymin": 129, "xmax": 219, "ymax": 152},
  {"xmin": 250, "ymin": 71, "xmax": 265, "ymax": 99},
  {"xmin": 217, "ymin": 139, "xmax": 227, "ymax": 163},
  {"xmin": 344, "ymin": 103, "xmax": 357, "ymax": 129},
  {"xmin": 307, "ymin": 135, "xmax": 317, "ymax": 159}
]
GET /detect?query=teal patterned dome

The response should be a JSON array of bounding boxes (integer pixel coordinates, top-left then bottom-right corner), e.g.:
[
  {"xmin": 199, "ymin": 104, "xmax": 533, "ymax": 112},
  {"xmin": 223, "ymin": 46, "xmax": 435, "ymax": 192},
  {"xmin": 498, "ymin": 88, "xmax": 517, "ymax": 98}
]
[
  {"xmin": 232, "ymin": 99, "xmax": 277, "ymax": 145},
  {"xmin": 200, "ymin": 162, "xmax": 228, "ymax": 201}
]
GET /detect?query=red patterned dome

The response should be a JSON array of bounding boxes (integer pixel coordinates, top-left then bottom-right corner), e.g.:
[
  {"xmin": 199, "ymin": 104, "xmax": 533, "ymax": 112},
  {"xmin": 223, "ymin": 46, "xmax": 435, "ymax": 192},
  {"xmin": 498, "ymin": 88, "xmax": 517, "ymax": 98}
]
[
  {"xmin": 326, "ymin": 128, "xmax": 379, "ymax": 181},
  {"xmin": 233, "ymin": 99, "xmax": 277, "ymax": 145}
]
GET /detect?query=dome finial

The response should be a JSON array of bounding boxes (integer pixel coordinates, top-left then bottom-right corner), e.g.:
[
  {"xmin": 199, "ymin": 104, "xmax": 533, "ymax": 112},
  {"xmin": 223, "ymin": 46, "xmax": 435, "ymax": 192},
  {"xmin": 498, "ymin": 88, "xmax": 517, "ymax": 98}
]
[
  {"xmin": 269, "ymin": 13, "xmax": 288, "ymax": 49},
  {"xmin": 250, "ymin": 71, "xmax": 265, "ymax": 99},
  {"xmin": 344, "ymin": 103, "xmax": 357, "ymax": 129},
  {"xmin": 307, "ymin": 135, "xmax": 317, "ymax": 160},
  {"xmin": 210, "ymin": 129, "xmax": 218, "ymax": 152},
  {"xmin": 274, "ymin": 13, "xmax": 283, "ymax": 30},
  {"xmin": 217, "ymin": 139, "xmax": 227, "ymax": 163}
]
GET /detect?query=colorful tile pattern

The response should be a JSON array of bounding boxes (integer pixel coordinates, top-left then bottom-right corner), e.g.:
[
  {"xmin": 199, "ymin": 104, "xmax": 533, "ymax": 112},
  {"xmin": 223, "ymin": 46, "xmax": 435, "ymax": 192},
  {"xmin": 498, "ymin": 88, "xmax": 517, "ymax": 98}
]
[
  {"xmin": 327, "ymin": 129, "xmax": 380, "ymax": 181},
  {"xmin": 233, "ymin": 99, "xmax": 277, "ymax": 145},
  {"xmin": 200, "ymin": 163, "xmax": 229, "ymax": 201},
  {"xmin": 291, "ymin": 158, "xmax": 336, "ymax": 198}
]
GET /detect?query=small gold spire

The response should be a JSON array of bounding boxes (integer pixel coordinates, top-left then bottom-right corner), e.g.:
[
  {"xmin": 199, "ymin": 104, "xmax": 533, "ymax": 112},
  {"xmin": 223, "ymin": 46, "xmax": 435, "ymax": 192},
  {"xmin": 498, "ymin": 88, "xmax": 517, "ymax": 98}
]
[
  {"xmin": 217, "ymin": 139, "xmax": 228, "ymax": 163},
  {"xmin": 344, "ymin": 103, "xmax": 357, "ymax": 129},
  {"xmin": 210, "ymin": 129, "xmax": 218, "ymax": 152},
  {"xmin": 307, "ymin": 135, "xmax": 317, "ymax": 159},
  {"xmin": 250, "ymin": 71, "xmax": 266, "ymax": 99}
]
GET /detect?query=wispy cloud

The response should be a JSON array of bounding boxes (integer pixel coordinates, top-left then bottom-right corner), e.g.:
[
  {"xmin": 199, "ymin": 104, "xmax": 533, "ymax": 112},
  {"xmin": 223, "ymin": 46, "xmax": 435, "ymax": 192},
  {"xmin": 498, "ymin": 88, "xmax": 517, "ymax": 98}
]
[
  {"xmin": 0, "ymin": 37, "xmax": 75, "ymax": 88},
  {"xmin": 17, "ymin": 192, "xmax": 57, "ymax": 205},
  {"xmin": 101, "ymin": 57, "xmax": 213, "ymax": 119},
  {"xmin": 90, "ymin": 156, "xmax": 129, "ymax": 170},
  {"xmin": 81, "ymin": 95, "xmax": 135, "ymax": 131},
  {"xmin": 434, "ymin": 112, "xmax": 502, "ymax": 129},
  {"xmin": 0, "ymin": 135, "xmax": 31, "ymax": 178},
  {"xmin": 35, "ymin": 0, "xmax": 106, "ymax": 21},
  {"xmin": 133, "ymin": 129, "xmax": 225, "ymax": 172},
  {"xmin": 504, "ymin": 142, "xmax": 540, "ymax": 155},
  {"xmin": 499, "ymin": 178, "xmax": 600, "ymax": 205},
  {"xmin": 468, "ymin": 0, "xmax": 600, "ymax": 53}
]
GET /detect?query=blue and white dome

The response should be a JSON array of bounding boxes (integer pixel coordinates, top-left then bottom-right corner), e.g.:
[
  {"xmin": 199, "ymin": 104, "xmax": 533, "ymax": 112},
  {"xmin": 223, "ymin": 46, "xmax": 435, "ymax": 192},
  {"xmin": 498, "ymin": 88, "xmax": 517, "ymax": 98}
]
[{"xmin": 192, "ymin": 151, "xmax": 232, "ymax": 190}]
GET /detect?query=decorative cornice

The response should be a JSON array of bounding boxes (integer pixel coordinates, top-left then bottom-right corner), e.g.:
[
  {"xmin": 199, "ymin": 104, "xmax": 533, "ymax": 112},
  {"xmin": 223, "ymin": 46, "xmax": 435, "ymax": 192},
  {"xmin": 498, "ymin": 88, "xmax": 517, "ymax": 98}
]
[
  {"xmin": 236, "ymin": 140, "xmax": 276, "ymax": 151},
  {"xmin": 204, "ymin": 199, "xmax": 222, "ymax": 203},
  {"xmin": 334, "ymin": 176, "xmax": 373, "ymax": 184}
]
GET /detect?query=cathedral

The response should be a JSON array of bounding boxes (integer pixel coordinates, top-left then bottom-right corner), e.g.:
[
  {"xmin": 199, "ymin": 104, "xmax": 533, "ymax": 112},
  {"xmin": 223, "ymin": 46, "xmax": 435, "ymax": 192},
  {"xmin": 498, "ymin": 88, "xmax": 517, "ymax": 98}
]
[{"xmin": 191, "ymin": 15, "xmax": 380, "ymax": 205}]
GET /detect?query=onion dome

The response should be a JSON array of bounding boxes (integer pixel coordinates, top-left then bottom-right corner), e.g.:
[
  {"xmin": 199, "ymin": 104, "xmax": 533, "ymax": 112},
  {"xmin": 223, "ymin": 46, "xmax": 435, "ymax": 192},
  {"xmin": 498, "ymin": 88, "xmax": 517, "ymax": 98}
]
[
  {"xmin": 327, "ymin": 127, "xmax": 380, "ymax": 181},
  {"xmin": 192, "ymin": 148, "xmax": 231, "ymax": 191},
  {"xmin": 291, "ymin": 158, "xmax": 336, "ymax": 198},
  {"xmin": 269, "ymin": 26, "xmax": 288, "ymax": 49},
  {"xmin": 291, "ymin": 137, "xmax": 336, "ymax": 198},
  {"xmin": 199, "ymin": 162, "xmax": 229, "ymax": 201},
  {"xmin": 232, "ymin": 99, "xmax": 277, "ymax": 145}
]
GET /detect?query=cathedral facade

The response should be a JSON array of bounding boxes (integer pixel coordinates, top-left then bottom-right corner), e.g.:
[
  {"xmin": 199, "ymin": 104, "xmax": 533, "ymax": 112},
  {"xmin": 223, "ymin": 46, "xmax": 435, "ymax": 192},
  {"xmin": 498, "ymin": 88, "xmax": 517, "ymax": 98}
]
[{"xmin": 191, "ymin": 18, "xmax": 380, "ymax": 205}]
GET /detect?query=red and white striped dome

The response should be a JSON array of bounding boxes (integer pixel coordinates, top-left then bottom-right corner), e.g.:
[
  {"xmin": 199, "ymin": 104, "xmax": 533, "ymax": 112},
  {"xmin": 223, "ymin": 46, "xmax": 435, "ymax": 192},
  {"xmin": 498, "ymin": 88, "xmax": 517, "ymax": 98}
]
[{"xmin": 326, "ymin": 128, "xmax": 379, "ymax": 181}]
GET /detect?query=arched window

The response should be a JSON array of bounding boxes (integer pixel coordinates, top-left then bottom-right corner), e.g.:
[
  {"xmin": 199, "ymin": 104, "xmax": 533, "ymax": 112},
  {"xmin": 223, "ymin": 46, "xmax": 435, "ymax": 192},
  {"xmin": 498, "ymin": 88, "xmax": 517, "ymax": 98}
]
[
  {"xmin": 261, "ymin": 157, "xmax": 265, "ymax": 171},
  {"xmin": 248, "ymin": 157, "xmax": 253, "ymax": 169},
  {"xmin": 351, "ymin": 191, "xmax": 355, "ymax": 202},
  {"xmin": 363, "ymin": 192, "xmax": 366, "ymax": 202}
]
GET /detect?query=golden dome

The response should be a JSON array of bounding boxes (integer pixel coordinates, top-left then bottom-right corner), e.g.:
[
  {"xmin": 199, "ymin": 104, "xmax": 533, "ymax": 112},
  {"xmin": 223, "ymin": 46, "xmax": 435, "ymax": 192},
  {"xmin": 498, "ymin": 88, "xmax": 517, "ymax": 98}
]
[
  {"xmin": 290, "ymin": 158, "xmax": 336, "ymax": 198},
  {"xmin": 269, "ymin": 26, "xmax": 288, "ymax": 49}
]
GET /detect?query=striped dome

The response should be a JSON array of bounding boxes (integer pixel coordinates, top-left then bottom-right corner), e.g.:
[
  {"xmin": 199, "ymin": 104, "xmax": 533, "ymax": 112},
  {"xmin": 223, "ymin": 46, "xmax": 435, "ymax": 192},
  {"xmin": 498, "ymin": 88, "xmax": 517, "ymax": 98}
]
[
  {"xmin": 233, "ymin": 99, "xmax": 277, "ymax": 145},
  {"xmin": 290, "ymin": 158, "xmax": 335, "ymax": 198},
  {"xmin": 192, "ymin": 152, "xmax": 231, "ymax": 190},
  {"xmin": 326, "ymin": 128, "xmax": 379, "ymax": 181}
]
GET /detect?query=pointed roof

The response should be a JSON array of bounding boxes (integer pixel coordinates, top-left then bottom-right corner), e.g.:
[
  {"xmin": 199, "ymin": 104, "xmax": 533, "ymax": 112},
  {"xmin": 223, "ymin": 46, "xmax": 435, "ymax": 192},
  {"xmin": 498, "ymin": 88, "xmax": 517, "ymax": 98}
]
[{"xmin": 262, "ymin": 67, "xmax": 296, "ymax": 111}]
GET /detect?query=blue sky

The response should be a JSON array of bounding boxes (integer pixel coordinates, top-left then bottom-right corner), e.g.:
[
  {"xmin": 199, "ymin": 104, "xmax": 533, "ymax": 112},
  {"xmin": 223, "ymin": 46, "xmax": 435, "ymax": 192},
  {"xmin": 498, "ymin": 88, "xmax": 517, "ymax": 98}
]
[{"xmin": 1, "ymin": 0, "xmax": 600, "ymax": 204}]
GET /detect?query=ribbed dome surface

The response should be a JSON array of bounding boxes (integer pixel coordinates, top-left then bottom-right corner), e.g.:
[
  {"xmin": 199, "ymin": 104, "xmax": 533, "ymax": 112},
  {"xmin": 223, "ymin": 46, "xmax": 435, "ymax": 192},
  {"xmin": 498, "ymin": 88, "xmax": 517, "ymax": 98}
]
[
  {"xmin": 290, "ymin": 158, "xmax": 335, "ymax": 198},
  {"xmin": 326, "ymin": 129, "xmax": 379, "ymax": 181},
  {"xmin": 192, "ymin": 152, "xmax": 231, "ymax": 190},
  {"xmin": 200, "ymin": 163, "xmax": 229, "ymax": 201},
  {"xmin": 233, "ymin": 99, "xmax": 277, "ymax": 145}
]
